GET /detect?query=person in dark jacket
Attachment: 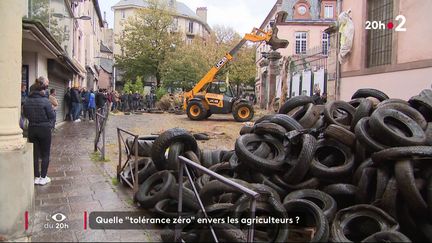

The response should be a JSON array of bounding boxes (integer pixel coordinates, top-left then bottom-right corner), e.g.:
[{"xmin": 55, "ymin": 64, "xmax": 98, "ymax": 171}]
[
  {"xmin": 81, "ymin": 88, "xmax": 89, "ymax": 121},
  {"xmin": 71, "ymin": 87, "xmax": 81, "ymax": 122},
  {"xmin": 64, "ymin": 87, "xmax": 72, "ymax": 121},
  {"xmin": 96, "ymin": 89, "xmax": 107, "ymax": 110},
  {"xmin": 23, "ymin": 76, "xmax": 55, "ymax": 186}
]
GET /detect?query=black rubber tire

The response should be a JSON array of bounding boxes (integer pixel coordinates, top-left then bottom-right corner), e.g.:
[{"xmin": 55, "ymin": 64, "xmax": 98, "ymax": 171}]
[
  {"xmin": 374, "ymin": 167, "xmax": 390, "ymax": 202},
  {"xmin": 355, "ymin": 117, "xmax": 388, "ymax": 152},
  {"xmin": 352, "ymin": 158, "xmax": 373, "ymax": 185},
  {"xmin": 378, "ymin": 177, "xmax": 398, "ymax": 219},
  {"xmin": 239, "ymin": 125, "xmax": 254, "ymax": 135},
  {"xmin": 199, "ymin": 178, "xmax": 251, "ymax": 206},
  {"xmin": 137, "ymin": 158, "xmax": 157, "ymax": 184},
  {"xmin": 283, "ymin": 134, "xmax": 317, "ymax": 184},
  {"xmin": 272, "ymin": 175, "xmax": 320, "ymax": 193},
  {"xmin": 283, "ymin": 199, "xmax": 330, "ymax": 242},
  {"xmin": 369, "ymin": 108, "xmax": 426, "ymax": 146},
  {"xmin": 378, "ymin": 98, "xmax": 410, "ymax": 107},
  {"xmin": 193, "ymin": 133, "xmax": 210, "ymax": 141},
  {"xmin": 254, "ymin": 114, "xmax": 275, "ymax": 124},
  {"xmin": 324, "ymin": 101, "xmax": 356, "ymax": 130},
  {"xmin": 186, "ymin": 100, "xmax": 207, "ymax": 121},
  {"xmin": 377, "ymin": 103, "xmax": 428, "ymax": 130},
  {"xmin": 232, "ymin": 102, "xmax": 254, "ymax": 122},
  {"xmin": 278, "ymin": 95, "xmax": 315, "ymax": 115},
  {"xmin": 135, "ymin": 170, "xmax": 175, "ymax": 208},
  {"xmin": 351, "ymin": 98, "xmax": 374, "ymax": 131},
  {"xmin": 371, "ymin": 146, "xmax": 432, "ymax": 164},
  {"xmin": 154, "ymin": 199, "xmax": 194, "ymax": 218},
  {"xmin": 233, "ymin": 195, "xmax": 289, "ymax": 243},
  {"xmin": 395, "ymin": 160, "xmax": 428, "ymax": 216},
  {"xmin": 200, "ymin": 149, "xmax": 213, "ymax": 168},
  {"xmin": 330, "ymin": 204, "xmax": 399, "ymax": 242},
  {"xmin": 251, "ymin": 172, "xmax": 288, "ymax": 198},
  {"xmin": 166, "ymin": 142, "xmax": 184, "ymax": 171},
  {"xmin": 310, "ymin": 139, "xmax": 355, "ymax": 179},
  {"xmin": 167, "ymin": 184, "xmax": 200, "ymax": 210},
  {"xmin": 126, "ymin": 135, "xmax": 158, "ymax": 157},
  {"xmin": 269, "ymin": 114, "xmax": 304, "ymax": 132},
  {"xmin": 151, "ymin": 128, "xmax": 198, "ymax": 171},
  {"xmin": 211, "ymin": 149, "xmax": 223, "ymax": 166},
  {"xmin": 362, "ymin": 231, "xmax": 412, "ymax": 242},
  {"xmin": 409, "ymin": 89, "xmax": 432, "ymax": 121},
  {"xmin": 355, "ymin": 167, "xmax": 377, "ymax": 204},
  {"xmin": 348, "ymin": 98, "xmax": 365, "ymax": 108},
  {"xmin": 351, "ymin": 88, "xmax": 389, "ymax": 101},
  {"xmin": 205, "ymin": 111, "xmax": 212, "ymax": 119},
  {"xmin": 298, "ymin": 104, "xmax": 322, "ymax": 129},
  {"xmin": 121, "ymin": 158, "xmax": 149, "ymax": 184},
  {"xmin": 322, "ymin": 184, "xmax": 358, "ymax": 209},
  {"xmin": 324, "ymin": 124, "xmax": 356, "ymax": 148},
  {"xmin": 235, "ymin": 134, "xmax": 286, "ymax": 173},
  {"xmin": 250, "ymin": 183, "xmax": 282, "ymax": 203},
  {"xmin": 253, "ymin": 122, "xmax": 287, "ymax": 138},
  {"xmin": 283, "ymin": 189, "xmax": 337, "ymax": 222}
]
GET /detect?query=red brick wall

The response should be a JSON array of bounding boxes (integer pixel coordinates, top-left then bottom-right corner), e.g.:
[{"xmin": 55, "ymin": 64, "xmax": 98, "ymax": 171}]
[{"xmin": 98, "ymin": 70, "xmax": 112, "ymax": 90}]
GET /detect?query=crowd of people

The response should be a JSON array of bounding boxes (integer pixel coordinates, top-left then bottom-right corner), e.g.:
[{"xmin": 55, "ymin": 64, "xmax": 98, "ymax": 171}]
[{"xmin": 63, "ymin": 88, "xmax": 158, "ymax": 122}]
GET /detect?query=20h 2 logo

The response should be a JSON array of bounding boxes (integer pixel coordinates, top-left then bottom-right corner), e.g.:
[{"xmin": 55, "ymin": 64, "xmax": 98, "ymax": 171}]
[{"xmin": 44, "ymin": 212, "xmax": 69, "ymax": 229}]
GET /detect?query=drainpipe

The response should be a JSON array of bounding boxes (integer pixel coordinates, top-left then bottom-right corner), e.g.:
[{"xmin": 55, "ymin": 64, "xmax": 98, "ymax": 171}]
[{"xmin": 335, "ymin": 0, "xmax": 342, "ymax": 100}]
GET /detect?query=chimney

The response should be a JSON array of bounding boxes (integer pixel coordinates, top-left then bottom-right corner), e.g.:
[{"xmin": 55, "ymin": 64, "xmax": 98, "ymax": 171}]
[{"xmin": 196, "ymin": 7, "xmax": 207, "ymax": 23}]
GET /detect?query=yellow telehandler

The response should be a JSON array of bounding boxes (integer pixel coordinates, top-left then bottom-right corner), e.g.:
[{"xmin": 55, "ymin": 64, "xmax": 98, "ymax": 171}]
[{"xmin": 183, "ymin": 11, "xmax": 289, "ymax": 122}]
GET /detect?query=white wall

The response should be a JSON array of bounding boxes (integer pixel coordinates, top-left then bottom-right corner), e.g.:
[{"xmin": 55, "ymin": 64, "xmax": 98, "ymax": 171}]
[
  {"xmin": 340, "ymin": 67, "xmax": 432, "ymax": 101},
  {"xmin": 22, "ymin": 52, "xmax": 37, "ymax": 86},
  {"xmin": 36, "ymin": 53, "xmax": 48, "ymax": 80}
]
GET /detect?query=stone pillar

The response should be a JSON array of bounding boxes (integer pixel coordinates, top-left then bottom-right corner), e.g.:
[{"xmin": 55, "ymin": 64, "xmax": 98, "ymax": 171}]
[
  {"xmin": 0, "ymin": 1, "xmax": 34, "ymax": 241},
  {"xmin": 258, "ymin": 59, "xmax": 269, "ymax": 109},
  {"xmin": 267, "ymin": 51, "xmax": 282, "ymax": 110}
]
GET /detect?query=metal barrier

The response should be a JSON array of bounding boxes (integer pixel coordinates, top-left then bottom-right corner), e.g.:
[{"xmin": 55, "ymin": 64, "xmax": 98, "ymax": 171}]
[
  {"xmin": 176, "ymin": 156, "xmax": 260, "ymax": 243},
  {"xmin": 116, "ymin": 128, "xmax": 140, "ymax": 193},
  {"xmin": 94, "ymin": 104, "xmax": 109, "ymax": 160}
]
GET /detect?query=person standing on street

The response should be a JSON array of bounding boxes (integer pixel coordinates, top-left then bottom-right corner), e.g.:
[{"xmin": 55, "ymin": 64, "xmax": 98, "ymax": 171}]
[
  {"xmin": 88, "ymin": 90, "xmax": 96, "ymax": 121},
  {"xmin": 49, "ymin": 88, "xmax": 58, "ymax": 129},
  {"xmin": 71, "ymin": 86, "xmax": 81, "ymax": 122},
  {"xmin": 81, "ymin": 88, "xmax": 89, "ymax": 121},
  {"xmin": 23, "ymin": 76, "xmax": 55, "ymax": 186},
  {"xmin": 64, "ymin": 87, "xmax": 72, "ymax": 121}
]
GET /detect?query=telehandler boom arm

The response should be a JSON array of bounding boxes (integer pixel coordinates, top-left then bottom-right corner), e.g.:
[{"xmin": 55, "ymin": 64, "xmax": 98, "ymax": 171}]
[{"xmin": 183, "ymin": 11, "xmax": 289, "ymax": 109}]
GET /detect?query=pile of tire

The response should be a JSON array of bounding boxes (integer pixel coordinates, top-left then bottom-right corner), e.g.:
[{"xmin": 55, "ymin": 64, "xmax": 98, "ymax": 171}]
[{"xmin": 130, "ymin": 88, "xmax": 432, "ymax": 242}]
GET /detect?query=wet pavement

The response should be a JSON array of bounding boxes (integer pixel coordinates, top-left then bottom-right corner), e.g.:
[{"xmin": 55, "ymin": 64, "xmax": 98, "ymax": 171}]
[{"xmin": 30, "ymin": 121, "xmax": 159, "ymax": 242}]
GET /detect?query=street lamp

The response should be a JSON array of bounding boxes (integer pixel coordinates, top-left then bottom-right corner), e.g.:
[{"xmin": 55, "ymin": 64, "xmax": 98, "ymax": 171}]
[{"xmin": 52, "ymin": 13, "xmax": 91, "ymax": 20}]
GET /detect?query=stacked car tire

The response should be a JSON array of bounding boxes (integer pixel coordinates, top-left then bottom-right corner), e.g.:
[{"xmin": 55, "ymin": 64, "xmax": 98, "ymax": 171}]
[{"xmin": 129, "ymin": 89, "xmax": 432, "ymax": 242}]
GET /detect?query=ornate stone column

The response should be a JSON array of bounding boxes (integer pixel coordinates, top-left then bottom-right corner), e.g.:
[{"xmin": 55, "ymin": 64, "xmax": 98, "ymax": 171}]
[
  {"xmin": 0, "ymin": 1, "xmax": 34, "ymax": 240},
  {"xmin": 267, "ymin": 51, "xmax": 282, "ymax": 110},
  {"xmin": 258, "ymin": 59, "xmax": 269, "ymax": 109}
]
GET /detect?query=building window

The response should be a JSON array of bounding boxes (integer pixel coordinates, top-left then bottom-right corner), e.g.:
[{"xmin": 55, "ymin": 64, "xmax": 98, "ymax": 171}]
[
  {"xmin": 188, "ymin": 21, "xmax": 194, "ymax": 33},
  {"xmin": 324, "ymin": 5, "xmax": 334, "ymax": 18},
  {"xmin": 121, "ymin": 10, "xmax": 125, "ymax": 19},
  {"xmin": 367, "ymin": 0, "xmax": 393, "ymax": 67},
  {"xmin": 295, "ymin": 32, "xmax": 307, "ymax": 54},
  {"xmin": 322, "ymin": 32, "xmax": 330, "ymax": 55}
]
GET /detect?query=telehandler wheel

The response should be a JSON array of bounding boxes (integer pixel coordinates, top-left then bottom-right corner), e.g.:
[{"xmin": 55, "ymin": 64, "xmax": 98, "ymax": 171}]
[
  {"xmin": 233, "ymin": 102, "xmax": 254, "ymax": 122},
  {"xmin": 187, "ymin": 101, "xmax": 208, "ymax": 121}
]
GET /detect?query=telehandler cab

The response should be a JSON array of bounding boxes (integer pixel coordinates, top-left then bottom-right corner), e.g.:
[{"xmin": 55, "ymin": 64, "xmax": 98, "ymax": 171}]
[{"xmin": 183, "ymin": 11, "xmax": 289, "ymax": 122}]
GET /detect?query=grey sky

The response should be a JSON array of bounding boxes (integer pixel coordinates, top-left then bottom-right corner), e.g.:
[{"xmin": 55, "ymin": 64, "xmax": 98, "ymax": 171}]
[{"xmin": 99, "ymin": 0, "xmax": 276, "ymax": 34}]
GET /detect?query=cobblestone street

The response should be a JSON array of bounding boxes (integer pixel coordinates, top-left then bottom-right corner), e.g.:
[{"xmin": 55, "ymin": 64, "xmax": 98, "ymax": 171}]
[
  {"xmin": 30, "ymin": 112, "xmax": 246, "ymax": 242},
  {"xmin": 30, "ymin": 120, "xmax": 159, "ymax": 242}
]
